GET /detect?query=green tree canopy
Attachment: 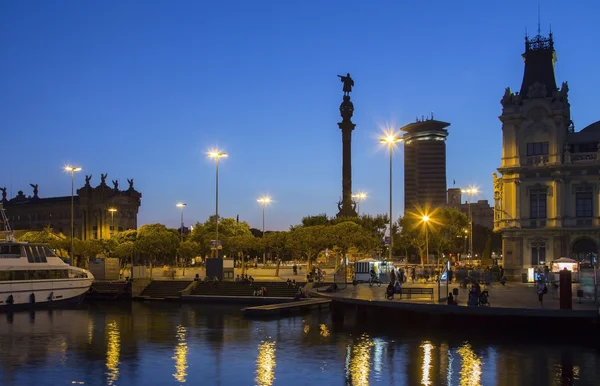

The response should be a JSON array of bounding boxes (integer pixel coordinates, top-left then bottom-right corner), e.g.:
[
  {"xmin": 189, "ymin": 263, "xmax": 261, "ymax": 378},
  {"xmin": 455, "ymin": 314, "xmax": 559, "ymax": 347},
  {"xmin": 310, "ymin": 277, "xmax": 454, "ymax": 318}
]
[{"xmin": 136, "ymin": 224, "xmax": 179, "ymax": 266}]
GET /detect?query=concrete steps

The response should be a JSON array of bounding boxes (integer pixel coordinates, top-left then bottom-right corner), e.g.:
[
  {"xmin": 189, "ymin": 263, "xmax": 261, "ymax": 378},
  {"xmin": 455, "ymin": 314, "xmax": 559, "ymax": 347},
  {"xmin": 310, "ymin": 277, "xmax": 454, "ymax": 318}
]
[
  {"xmin": 138, "ymin": 280, "xmax": 192, "ymax": 299},
  {"xmin": 190, "ymin": 281, "xmax": 303, "ymax": 298}
]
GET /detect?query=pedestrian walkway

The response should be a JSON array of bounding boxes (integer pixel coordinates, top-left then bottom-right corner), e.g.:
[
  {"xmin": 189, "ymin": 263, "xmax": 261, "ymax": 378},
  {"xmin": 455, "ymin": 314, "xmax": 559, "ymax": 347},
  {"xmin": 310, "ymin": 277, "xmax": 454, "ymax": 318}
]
[{"xmin": 324, "ymin": 281, "xmax": 597, "ymax": 311}]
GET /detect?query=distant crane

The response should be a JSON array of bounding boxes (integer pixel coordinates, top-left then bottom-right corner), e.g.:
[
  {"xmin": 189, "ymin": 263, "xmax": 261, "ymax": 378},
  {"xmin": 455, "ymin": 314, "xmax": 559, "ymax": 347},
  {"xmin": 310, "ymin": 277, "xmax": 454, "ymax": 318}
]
[{"xmin": 0, "ymin": 202, "xmax": 14, "ymax": 242}]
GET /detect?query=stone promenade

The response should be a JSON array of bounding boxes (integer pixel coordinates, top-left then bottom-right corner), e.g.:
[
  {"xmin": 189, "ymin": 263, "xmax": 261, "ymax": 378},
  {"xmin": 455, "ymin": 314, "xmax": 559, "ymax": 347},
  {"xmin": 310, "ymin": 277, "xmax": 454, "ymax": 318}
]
[{"xmin": 323, "ymin": 281, "xmax": 598, "ymax": 311}]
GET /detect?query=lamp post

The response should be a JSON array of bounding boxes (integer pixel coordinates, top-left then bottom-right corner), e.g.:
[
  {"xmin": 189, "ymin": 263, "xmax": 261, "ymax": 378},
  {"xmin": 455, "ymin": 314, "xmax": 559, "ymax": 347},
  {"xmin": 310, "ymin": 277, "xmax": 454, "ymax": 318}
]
[
  {"xmin": 257, "ymin": 195, "xmax": 272, "ymax": 265},
  {"xmin": 380, "ymin": 134, "xmax": 403, "ymax": 261},
  {"xmin": 65, "ymin": 165, "xmax": 81, "ymax": 266},
  {"xmin": 208, "ymin": 150, "xmax": 228, "ymax": 258},
  {"xmin": 423, "ymin": 215, "xmax": 430, "ymax": 266},
  {"xmin": 461, "ymin": 188, "xmax": 478, "ymax": 259},
  {"xmin": 352, "ymin": 191, "xmax": 367, "ymax": 215},
  {"xmin": 176, "ymin": 203, "xmax": 186, "ymax": 242},
  {"xmin": 108, "ymin": 208, "xmax": 117, "ymax": 237}
]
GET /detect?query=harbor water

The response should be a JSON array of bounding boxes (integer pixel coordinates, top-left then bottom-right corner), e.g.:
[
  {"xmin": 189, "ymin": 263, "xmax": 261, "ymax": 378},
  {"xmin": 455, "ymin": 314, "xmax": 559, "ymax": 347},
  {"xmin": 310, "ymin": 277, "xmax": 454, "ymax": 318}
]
[{"xmin": 0, "ymin": 302, "xmax": 597, "ymax": 385}]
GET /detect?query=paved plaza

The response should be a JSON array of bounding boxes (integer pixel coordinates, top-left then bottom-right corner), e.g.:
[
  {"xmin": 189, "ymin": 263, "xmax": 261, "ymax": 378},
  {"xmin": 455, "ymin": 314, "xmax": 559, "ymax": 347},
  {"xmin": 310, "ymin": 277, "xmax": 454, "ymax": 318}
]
[{"xmin": 323, "ymin": 281, "xmax": 598, "ymax": 311}]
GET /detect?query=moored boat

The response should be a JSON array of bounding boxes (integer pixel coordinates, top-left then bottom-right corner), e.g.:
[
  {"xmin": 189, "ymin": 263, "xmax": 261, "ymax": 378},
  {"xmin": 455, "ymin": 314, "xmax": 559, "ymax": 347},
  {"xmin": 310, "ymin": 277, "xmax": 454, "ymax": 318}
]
[
  {"xmin": 0, "ymin": 242, "xmax": 94, "ymax": 309},
  {"xmin": 0, "ymin": 203, "xmax": 94, "ymax": 309}
]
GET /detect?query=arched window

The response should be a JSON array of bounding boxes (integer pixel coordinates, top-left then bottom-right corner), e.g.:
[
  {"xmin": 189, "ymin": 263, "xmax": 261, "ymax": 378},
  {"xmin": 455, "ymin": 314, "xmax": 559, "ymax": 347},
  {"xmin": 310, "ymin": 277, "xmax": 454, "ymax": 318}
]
[{"xmin": 572, "ymin": 238, "xmax": 598, "ymax": 268}]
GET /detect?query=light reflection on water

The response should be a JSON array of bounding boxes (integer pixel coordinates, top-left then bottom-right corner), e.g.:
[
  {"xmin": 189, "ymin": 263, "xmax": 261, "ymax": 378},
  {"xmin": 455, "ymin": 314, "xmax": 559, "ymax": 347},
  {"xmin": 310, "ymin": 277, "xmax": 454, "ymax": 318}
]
[
  {"xmin": 457, "ymin": 342, "xmax": 482, "ymax": 386},
  {"xmin": 255, "ymin": 341, "xmax": 276, "ymax": 386},
  {"xmin": 421, "ymin": 341, "xmax": 434, "ymax": 385},
  {"xmin": 172, "ymin": 325, "xmax": 188, "ymax": 383},
  {"xmin": 105, "ymin": 320, "xmax": 120, "ymax": 385},
  {"xmin": 0, "ymin": 304, "xmax": 596, "ymax": 386},
  {"xmin": 345, "ymin": 334, "xmax": 374, "ymax": 386}
]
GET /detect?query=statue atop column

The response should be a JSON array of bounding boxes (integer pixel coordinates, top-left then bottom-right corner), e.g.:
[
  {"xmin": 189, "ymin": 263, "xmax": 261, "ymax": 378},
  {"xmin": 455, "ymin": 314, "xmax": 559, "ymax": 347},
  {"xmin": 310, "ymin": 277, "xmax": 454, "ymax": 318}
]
[
  {"xmin": 338, "ymin": 73, "xmax": 354, "ymax": 96},
  {"xmin": 336, "ymin": 73, "xmax": 358, "ymax": 218}
]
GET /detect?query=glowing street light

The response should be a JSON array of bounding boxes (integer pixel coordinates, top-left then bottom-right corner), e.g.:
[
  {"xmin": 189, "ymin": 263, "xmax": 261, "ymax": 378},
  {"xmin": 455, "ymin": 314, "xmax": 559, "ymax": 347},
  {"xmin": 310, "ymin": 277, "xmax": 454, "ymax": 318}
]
[
  {"xmin": 176, "ymin": 203, "xmax": 186, "ymax": 242},
  {"xmin": 352, "ymin": 191, "xmax": 367, "ymax": 215},
  {"xmin": 257, "ymin": 195, "xmax": 272, "ymax": 265},
  {"xmin": 422, "ymin": 215, "xmax": 430, "ymax": 266},
  {"xmin": 108, "ymin": 207, "xmax": 117, "ymax": 236},
  {"xmin": 64, "ymin": 165, "xmax": 81, "ymax": 266},
  {"xmin": 208, "ymin": 150, "xmax": 228, "ymax": 258},
  {"xmin": 461, "ymin": 187, "xmax": 478, "ymax": 259},
  {"xmin": 380, "ymin": 133, "xmax": 403, "ymax": 261}
]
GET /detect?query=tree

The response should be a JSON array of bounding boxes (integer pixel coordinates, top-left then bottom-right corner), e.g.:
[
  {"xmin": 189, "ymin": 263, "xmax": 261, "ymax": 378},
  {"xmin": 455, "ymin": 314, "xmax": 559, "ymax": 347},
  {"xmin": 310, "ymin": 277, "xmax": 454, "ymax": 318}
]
[
  {"xmin": 18, "ymin": 227, "xmax": 71, "ymax": 258},
  {"xmin": 190, "ymin": 216, "xmax": 253, "ymax": 256},
  {"xmin": 287, "ymin": 225, "xmax": 328, "ymax": 270},
  {"xmin": 135, "ymin": 224, "xmax": 179, "ymax": 275},
  {"xmin": 112, "ymin": 229, "xmax": 137, "ymax": 244},
  {"xmin": 264, "ymin": 231, "xmax": 289, "ymax": 276},
  {"xmin": 74, "ymin": 239, "xmax": 103, "ymax": 268},
  {"xmin": 328, "ymin": 221, "xmax": 377, "ymax": 265},
  {"xmin": 114, "ymin": 241, "xmax": 135, "ymax": 268},
  {"xmin": 226, "ymin": 235, "xmax": 258, "ymax": 272},
  {"xmin": 428, "ymin": 208, "xmax": 468, "ymax": 266},
  {"xmin": 292, "ymin": 214, "xmax": 329, "ymax": 229},
  {"xmin": 398, "ymin": 216, "xmax": 427, "ymax": 267},
  {"xmin": 178, "ymin": 240, "xmax": 201, "ymax": 270}
]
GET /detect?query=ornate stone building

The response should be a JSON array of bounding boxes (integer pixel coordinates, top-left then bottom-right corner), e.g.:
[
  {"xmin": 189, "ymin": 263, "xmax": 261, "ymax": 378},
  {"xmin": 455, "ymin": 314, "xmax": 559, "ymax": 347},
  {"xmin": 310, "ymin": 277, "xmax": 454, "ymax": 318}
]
[
  {"xmin": 1, "ymin": 174, "xmax": 141, "ymax": 240},
  {"xmin": 494, "ymin": 31, "xmax": 599, "ymax": 277}
]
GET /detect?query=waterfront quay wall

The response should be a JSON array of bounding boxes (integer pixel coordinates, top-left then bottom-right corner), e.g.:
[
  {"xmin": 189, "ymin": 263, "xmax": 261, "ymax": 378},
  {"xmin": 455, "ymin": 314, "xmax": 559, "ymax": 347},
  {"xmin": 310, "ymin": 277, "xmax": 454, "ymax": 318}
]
[{"xmin": 318, "ymin": 294, "xmax": 599, "ymax": 336}]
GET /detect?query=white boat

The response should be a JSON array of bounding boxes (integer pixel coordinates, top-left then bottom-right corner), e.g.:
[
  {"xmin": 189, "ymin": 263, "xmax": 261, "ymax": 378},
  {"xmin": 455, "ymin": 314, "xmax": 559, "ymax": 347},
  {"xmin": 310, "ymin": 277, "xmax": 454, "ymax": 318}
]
[
  {"xmin": 0, "ymin": 203, "xmax": 94, "ymax": 309},
  {"xmin": 0, "ymin": 242, "xmax": 94, "ymax": 309}
]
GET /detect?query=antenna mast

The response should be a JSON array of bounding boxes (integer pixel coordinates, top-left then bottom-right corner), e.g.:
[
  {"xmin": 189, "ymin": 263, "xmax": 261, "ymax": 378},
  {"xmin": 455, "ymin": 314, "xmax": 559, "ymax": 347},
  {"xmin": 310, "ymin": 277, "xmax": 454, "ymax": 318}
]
[{"xmin": 0, "ymin": 202, "xmax": 14, "ymax": 242}]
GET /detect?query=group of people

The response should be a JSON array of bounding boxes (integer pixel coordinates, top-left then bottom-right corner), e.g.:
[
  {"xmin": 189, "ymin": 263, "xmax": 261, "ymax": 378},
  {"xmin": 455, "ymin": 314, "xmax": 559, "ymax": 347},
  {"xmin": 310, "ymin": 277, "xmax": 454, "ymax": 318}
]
[
  {"xmin": 307, "ymin": 267, "xmax": 325, "ymax": 283},
  {"xmin": 286, "ymin": 278, "xmax": 298, "ymax": 288},
  {"xmin": 294, "ymin": 286, "xmax": 310, "ymax": 300},
  {"xmin": 385, "ymin": 268, "xmax": 404, "ymax": 299},
  {"xmin": 253, "ymin": 286, "xmax": 268, "ymax": 296},
  {"xmin": 466, "ymin": 281, "xmax": 490, "ymax": 306},
  {"xmin": 235, "ymin": 274, "xmax": 255, "ymax": 284}
]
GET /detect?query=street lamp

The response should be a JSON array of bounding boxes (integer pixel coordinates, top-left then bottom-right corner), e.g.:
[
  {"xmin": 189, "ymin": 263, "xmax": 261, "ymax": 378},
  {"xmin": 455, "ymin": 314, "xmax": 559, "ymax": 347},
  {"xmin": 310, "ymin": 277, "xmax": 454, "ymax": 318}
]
[
  {"xmin": 352, "ymin": 191, "xmax": 367, "ymax": 215},
  {"xmin": 208, "ymin": 150, "xmax": 228, "ymax": 258},
  {"xmin": 64, "ymin": 165, "xmax": 81, "ymax": 266},
  {"xmin": 176, "ymin": 203, "xmax": 186, "ymax": 242},
  {"xmin": 108, "ymin": 207, "xmax": 117, "ymax": 237},
  {"xmin": 380, "ymin": 134, "xmax": 403, "ymax": 261},
  {"xmin": 461, "ymin": 188, "xmax": 478, "ymax": 259},
  {"xmin": 257, "ymin": 195, "xmax": 272, "ymax": 265},
  {"xmin": 422, "ymin": 215, "xmax": 430, "ymax": 266}
]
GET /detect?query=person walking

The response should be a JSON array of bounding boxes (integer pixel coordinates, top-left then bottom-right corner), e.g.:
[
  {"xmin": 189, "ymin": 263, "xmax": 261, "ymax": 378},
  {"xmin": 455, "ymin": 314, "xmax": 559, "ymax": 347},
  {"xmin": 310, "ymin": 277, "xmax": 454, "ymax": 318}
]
[{"xmin": 537, "ymin": 281, "xmax": 548, "ymax": 308}]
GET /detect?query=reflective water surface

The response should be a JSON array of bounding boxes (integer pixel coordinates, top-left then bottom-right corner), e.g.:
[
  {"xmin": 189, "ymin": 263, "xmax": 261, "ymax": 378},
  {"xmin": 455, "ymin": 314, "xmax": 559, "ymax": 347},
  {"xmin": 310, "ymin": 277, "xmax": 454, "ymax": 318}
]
[{"xmin": 0, "ymin": 302, "xmax": 597, "ymax": 385}]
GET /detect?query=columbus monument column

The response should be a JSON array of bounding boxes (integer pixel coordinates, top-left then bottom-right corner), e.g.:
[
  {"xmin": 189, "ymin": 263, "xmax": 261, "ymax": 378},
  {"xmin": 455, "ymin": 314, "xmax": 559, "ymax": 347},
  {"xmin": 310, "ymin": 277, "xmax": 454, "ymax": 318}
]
[{"xmin": 336, "ymin": 73, "xmax": 358, "ymax": 217}]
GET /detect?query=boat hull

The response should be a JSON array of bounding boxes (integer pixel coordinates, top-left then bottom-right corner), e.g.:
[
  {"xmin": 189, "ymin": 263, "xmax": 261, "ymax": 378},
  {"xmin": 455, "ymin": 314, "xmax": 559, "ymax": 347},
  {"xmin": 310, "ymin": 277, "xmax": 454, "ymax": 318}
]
[{"xmin": 0, "ymin": 278, "xmax": 93, "ymax": 311}]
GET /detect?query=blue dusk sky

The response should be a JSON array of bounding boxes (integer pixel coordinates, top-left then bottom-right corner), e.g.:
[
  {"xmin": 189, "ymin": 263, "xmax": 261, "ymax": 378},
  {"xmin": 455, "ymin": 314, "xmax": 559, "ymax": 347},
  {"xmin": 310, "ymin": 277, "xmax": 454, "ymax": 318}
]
[{"xmin": 1, "ymin": 1, "xmax": 599, "ymax": 231}]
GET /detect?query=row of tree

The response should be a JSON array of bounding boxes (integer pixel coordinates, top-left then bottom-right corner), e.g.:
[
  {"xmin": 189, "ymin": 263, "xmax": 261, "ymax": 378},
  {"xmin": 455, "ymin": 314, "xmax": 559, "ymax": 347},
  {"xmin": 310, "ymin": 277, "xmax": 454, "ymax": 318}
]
[{"xmin": 17, "ymin": 207, "xmax": 501, "ymax": 269}]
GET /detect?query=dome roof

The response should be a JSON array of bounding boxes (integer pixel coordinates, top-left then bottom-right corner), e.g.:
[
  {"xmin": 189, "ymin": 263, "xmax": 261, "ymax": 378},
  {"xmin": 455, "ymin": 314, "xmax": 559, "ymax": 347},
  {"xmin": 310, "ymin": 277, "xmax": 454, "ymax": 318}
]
[{"xmin": 580, "ymin": 120, "xmax": 600, "ymax": 133}]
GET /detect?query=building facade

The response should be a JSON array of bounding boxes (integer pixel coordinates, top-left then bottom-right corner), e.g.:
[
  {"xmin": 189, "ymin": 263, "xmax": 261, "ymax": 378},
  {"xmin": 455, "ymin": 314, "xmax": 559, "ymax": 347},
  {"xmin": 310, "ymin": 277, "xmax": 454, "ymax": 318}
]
[
  {"xmin": 448, "ymin": 188, "xmax": 494, "ymax": 230},
  {"xmin": 494, "ymin": 31, "xmax": 600, "ymax": 277},
  {"xmin": 1, "ymin": 175, "xmax": 141, "ymax": 240},
  {"xmin": 403, "ymin": 117, "xmax": 450, "ymax": 213}
]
